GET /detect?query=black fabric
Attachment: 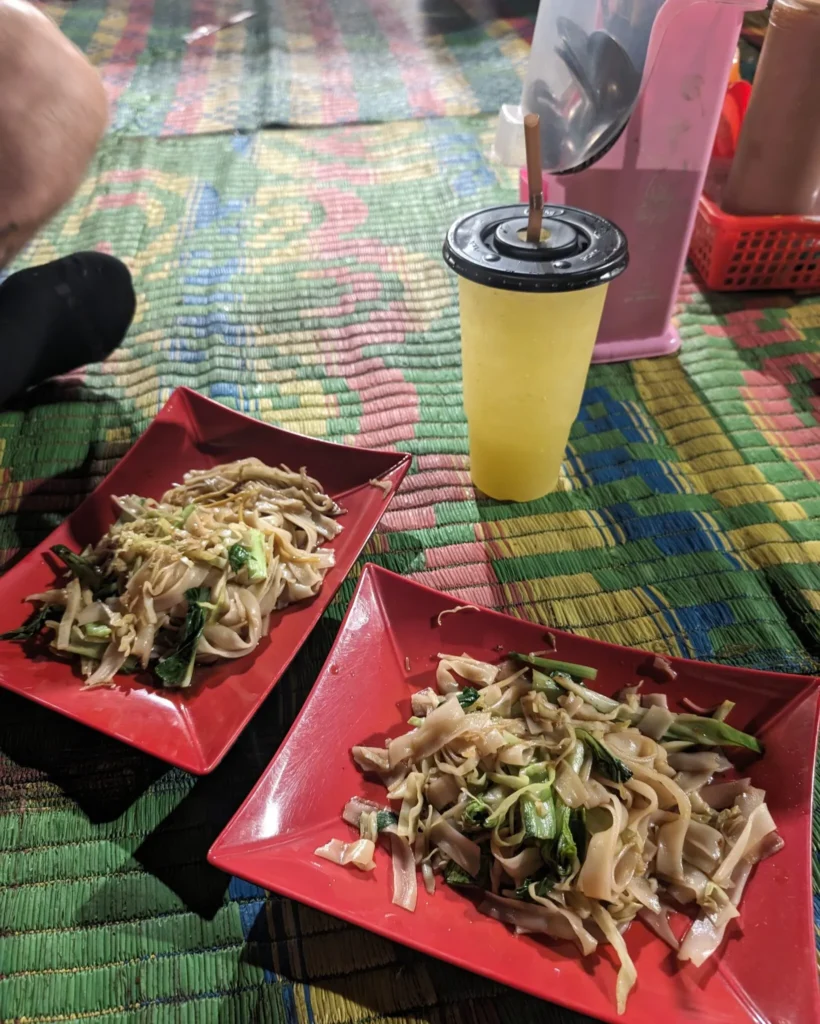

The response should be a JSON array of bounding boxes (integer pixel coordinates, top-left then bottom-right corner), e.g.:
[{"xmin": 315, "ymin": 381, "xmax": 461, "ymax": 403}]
[{"xmin": 0, "ymin": 252, "xmax": 135, "ymax": 405}]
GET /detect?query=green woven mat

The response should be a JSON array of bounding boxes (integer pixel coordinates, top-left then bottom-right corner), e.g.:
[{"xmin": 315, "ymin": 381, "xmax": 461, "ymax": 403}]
[
  {"xmin": 41, "ymin": 0, "xmax": 533, "ymax": 134},
  {"xmin": 1, "ymin": 118, "xmax": 819, "ymax": 1023}
]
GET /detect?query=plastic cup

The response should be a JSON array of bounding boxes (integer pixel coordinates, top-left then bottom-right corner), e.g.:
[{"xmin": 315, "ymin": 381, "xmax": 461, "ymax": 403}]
[{"xmin": 443, "ymin": 204, "xmax": 628, "ymax": 502}]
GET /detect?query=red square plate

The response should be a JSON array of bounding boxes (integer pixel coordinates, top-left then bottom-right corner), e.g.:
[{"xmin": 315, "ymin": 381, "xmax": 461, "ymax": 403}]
[
  {"xmin": 0, "ymin": 390, "xmax": 410, "ymax": 773},
  {"xmin": 208, "ymin": 563, "xmax": 820, "ymax": 1024}
]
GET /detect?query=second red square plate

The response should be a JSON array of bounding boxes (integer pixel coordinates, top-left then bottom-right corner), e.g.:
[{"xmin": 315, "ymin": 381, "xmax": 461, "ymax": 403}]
[
  {"xmin": 0, "ymin": 389, "xmax": 410, "ymax": 773},
  {"xmin": 209, "ymin": 564, "xmax": 820, "ymax": 1024}
]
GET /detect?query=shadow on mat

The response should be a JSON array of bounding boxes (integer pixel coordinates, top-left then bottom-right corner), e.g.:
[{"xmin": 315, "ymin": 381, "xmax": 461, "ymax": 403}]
[
  {"xmin": 0, "ymin": 382, "xmax": 137, "ymax": 573},
  {"xmin": 132, "ymin": 615, "xmax": 343, "ymax": 919},
  {"xmin": 0, "ymin": 613, "xmax": 342, "ymax": 919},
  {"xmin": 0, "ymin": 383, "xmax": 156, "ymax": 818},
  {"xmin": 0, "ymin": 688, "xmax": 168, "ymax": 821},
  {"xmin": 235, "ymin": 923, "xmax": 601, "ymax": 1024}
]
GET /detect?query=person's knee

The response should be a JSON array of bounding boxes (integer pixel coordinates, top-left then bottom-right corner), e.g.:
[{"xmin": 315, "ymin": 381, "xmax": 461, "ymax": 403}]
[{"xmin": 0, "ymin": 0, "xmax": 107, "ymax": 267}]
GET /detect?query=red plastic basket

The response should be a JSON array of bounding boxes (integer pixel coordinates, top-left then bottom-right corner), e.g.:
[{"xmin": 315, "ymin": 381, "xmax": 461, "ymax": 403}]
[
  {"xmin": 690, "ymin": 80, "xmax": 820, "ymax": 293},
  {"xmin": 690, "ymin": 195, "xmax": 820, "ymax": 292}
]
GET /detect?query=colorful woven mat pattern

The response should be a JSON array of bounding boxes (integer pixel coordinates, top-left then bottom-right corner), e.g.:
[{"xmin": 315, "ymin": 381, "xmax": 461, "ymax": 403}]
[
  {"xmin": 39, "ymin": 0, "xmax": 533, "ymax": 134},
  {"xmin": 1, "ymin": 118, "xmax": 820, "ymax": 1022}
]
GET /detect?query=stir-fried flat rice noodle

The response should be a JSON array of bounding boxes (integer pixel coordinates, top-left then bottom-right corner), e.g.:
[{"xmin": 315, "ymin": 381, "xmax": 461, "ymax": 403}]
[
  {"xmin": 317, "ymin": 650, "xmax": 781, "ymax": 1015},
  {"xmin": 9, "ymin": 459, "xmax": 341, "ymax": 688}
]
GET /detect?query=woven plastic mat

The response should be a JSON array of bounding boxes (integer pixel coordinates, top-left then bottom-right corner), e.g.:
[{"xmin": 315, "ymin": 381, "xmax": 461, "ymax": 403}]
[
  {"xmin": 40, "ymin": 0, "xmax": 533, "ymax": 134},
  {"xmin": 1, "ymin": 118, "xmax": 819, "ymax": 1022}
]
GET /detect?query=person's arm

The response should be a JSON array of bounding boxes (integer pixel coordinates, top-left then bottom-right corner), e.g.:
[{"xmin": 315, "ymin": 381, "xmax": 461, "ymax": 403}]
[{"xmin": 0, "ymin": 0, "xmax": 108, "ymax": 268}]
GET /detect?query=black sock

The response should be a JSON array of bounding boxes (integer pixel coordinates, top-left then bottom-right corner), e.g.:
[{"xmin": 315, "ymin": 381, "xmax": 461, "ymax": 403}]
[{"xmin": 0, "ymin": 252, "xmax": 136, "ymax": 406}]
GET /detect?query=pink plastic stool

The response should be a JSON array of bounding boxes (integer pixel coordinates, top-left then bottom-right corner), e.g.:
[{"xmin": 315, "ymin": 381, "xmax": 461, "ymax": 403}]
[{"xmin": 518, "ymin": 0, "xmax": 764, "ymax": 364}]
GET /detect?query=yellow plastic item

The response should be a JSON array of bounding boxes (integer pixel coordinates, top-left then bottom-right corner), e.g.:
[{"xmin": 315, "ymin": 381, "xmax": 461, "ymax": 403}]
[{"xmin": 458, "ymin": 276, "xmax": 609, "ymax": 502}]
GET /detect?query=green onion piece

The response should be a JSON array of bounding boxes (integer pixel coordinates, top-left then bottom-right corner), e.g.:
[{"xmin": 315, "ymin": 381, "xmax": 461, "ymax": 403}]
[
  {"xmin": 666, "ymin": 715, "xmax": 762, "ymax": 753},
  {"xmin": 50, "ymin": 545, "xmax": 103, "ymax": 591},
  {"xmin": 511, "ymin": 652, "xmax": 598, "ymax": 681}
]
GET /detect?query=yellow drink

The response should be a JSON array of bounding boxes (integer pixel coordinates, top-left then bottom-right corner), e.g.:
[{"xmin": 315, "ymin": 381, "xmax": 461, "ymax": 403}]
[
  {"xmin": 459, "ymin": 276, "xmax": 609, "ymax": 501},
  {"xmin": 444, "ymin": 204, "xmax": 628, "ymax": 502}
]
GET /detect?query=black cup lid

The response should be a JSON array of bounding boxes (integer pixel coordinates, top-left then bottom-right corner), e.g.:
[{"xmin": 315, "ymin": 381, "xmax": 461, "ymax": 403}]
[{"xmin": 443, "ymin": 204, "xmax": 628, "ymax": 293}]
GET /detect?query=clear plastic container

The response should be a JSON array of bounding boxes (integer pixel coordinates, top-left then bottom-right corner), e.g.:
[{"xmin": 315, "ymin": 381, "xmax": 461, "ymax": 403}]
[{"xmin": 495, "ymin": 0, "xmax": 665, "ymax": 173}]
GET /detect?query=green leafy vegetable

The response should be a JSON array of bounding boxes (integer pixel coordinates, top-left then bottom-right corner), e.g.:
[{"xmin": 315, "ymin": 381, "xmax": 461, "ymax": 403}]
[
  {"xmin": 444, "ymin": 861, "xmax": 476, "ymax": 887},
  {"xmin": 50, "ymin": 545, "xmax": 104, "ymax": 591},
  {"xmin": 521, "ymin": 791, "xmax": 556, "ymax": 841},
  {"xmin": 0, "ymin": 604, "xmax": 60, "ymax": 642},
  {"xmin": 569, "ymin": 807, "xmax": 587, "ymax": 863},
  {"xmin": 154, "ymin": 587, "xmax": 211, "ymax": 688},
  {"xmin": 549, "ymin": 799, "xmax": 579, "ymax": 879},
  {"xmin": 407, "ymin": 716, "xmax": 425, "ymax": 728},
  {"xmin": 93, "ymin": 577, "xmax": 120, "ymax": 601},
  {"xmin": 665, "ymin": 715, "xmax": 762, "ymax": 753},
  {"xmin": 456, "ymin": 686, "xmax": 480, "ymax": 709},
  {"xmin": 443, "ymin": 850, "xmax": 491, "ymax": 889},
  {"xmin": 49, "ymin": 544, "xmax": 118, "ymax": 600},
  {"xmin": 577, "ymin": 728, "xmax": 633, "ymax": 783},
  {"xmin": 227, "ymin": 543, "xmax": 250, "ymax": 573},
  {"xmin": 463, "ymin": 798, "xmax": 490, "ymax": 829},
  {"xmin": 375, "ymin": 810, "xmax": 398, "ymax": 832},
  {"xmin": 121, "ymin": 655, "xmax": 141, "ymax": 675},
  {"xmin": 514, "ymin": 875, "xmax": 555, "ymax": 900},
  {"xmin": 512, "ymin": 652, "xmax": 598, "ymax": 681}
]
